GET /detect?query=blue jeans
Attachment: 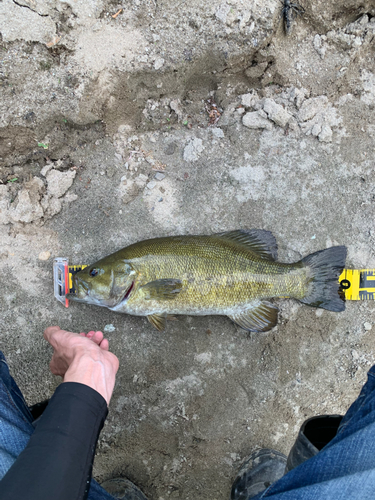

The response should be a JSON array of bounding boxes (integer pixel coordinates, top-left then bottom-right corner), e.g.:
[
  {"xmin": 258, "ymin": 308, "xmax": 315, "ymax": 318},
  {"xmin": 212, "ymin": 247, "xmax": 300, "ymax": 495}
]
[
  {"xmin": 0, "ymin": 352, "xmax": 115, "ymax": 499},
  {"xmin": 251, "ymin": 364, "xmax": 375, "ymax": 499}
]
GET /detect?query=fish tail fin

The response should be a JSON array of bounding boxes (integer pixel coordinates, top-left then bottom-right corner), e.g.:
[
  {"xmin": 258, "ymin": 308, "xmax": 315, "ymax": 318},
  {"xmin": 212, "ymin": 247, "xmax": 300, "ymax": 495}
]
[{"xmin": 300, "ymin": 246, "xmax": 347, "ymax": 312}]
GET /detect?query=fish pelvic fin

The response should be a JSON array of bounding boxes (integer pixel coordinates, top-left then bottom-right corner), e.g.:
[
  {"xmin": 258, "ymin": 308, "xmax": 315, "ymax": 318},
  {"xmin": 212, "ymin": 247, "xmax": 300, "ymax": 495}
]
[
  {"xmin": 228, "ymin": 301, "xmax": 279, "ymax": 332},
  {"xmin": 214, "ymin": 229, "xmax": 278, "ymax": 260},
  {"xmin": 300, "ymin": 246, "xmax": 347, "ymax": 312},
  {"xmin": 147, "ymin": 313, "xmax": 167, "ymax": 331},
  {"xmin": 140, "ymin": 279, "xmax": 182, "ymax": 300}
]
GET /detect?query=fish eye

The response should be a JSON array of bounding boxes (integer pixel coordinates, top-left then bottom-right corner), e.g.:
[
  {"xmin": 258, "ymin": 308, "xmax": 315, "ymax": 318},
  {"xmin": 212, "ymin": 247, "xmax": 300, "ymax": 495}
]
[{"xmin": 89, "ymin": 268, "xmax": 99, "ymax": 277}]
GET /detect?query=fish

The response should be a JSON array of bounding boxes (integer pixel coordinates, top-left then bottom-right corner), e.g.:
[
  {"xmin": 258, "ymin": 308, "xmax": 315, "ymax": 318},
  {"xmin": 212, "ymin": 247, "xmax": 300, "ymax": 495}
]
[{"xmin": 67, "ymin": 230, "xmax": 347, "ymax": 332}]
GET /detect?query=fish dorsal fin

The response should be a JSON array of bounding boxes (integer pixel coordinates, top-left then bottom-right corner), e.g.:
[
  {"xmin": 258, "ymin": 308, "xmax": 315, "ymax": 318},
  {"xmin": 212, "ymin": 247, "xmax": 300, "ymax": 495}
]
[
  {"xmin": 147, "ymin": 313, "xmax": 167, "ymax": 331},
  {"xmin": 228, "ymin": 301, "xmax": 279, "ymax": 332},
  {"xmin": 215, "ymin": 229, "xmax": 278, "ymax": 260},
  {"xmin": 140, "ymin": 279, "xmax": 182, "ymax": 300}
]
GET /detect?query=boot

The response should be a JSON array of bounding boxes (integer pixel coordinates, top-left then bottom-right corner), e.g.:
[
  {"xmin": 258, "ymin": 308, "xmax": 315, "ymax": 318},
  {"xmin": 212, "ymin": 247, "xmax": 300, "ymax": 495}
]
[
  {"xmin": 230, "ymin": 449, "xmax": 287, "ymax": 500},
  {"xmin": 101, "ymin": 478, "xmax": 148, "ymax": 500},
  {"xmin": 286, "ymin": 414, "xmax": 343, "ymax": 472},
  {"xmin": 231, "ymin": 415, "xmax": 343, "ymax": 500}
]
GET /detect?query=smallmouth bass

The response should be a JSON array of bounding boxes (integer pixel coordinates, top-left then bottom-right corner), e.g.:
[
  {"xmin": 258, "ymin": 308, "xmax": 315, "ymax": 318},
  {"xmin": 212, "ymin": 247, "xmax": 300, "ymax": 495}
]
[{"xmin": 68, "ymin": 229, "xmax": 347, "ymax": 332}]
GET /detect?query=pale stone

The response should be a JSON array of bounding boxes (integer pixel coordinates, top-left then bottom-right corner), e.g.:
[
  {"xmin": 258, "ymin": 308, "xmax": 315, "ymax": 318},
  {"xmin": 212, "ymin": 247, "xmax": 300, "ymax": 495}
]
[
  {"xmin": 242, "ymin": 111, "xmax": 272, "ymax": 130},
  {"xmin": 263, "ymin": 98, "xmax": 292, "ymax": 128},
  {"xmin": 46, "ymin": 169, "xmax": 76, "ymax": 198},
  {"xmin": 38, "ymin": 251, "xmax": 51, "ymax": 261}
]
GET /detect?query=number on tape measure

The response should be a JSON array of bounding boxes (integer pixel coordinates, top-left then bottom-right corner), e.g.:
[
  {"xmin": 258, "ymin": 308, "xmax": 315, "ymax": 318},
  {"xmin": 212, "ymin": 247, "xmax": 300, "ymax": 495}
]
[{"xmin": 339, "ymin": 269, "xmax": 375, "ymax": 301}]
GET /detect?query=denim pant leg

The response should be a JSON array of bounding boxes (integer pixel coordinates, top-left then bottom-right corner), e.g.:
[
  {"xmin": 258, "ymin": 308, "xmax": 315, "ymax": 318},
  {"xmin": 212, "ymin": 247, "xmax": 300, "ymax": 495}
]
[
  {"xmin": 0, "ymin": 351, "xmax": 115, "ymax": 500},
  {"xmin": 0, "ymin": 352, "xmax": 35, "ymax": 479},
  {"xmin": 250, "ymin": 365, "xmax": 375, "ymax": 500}
]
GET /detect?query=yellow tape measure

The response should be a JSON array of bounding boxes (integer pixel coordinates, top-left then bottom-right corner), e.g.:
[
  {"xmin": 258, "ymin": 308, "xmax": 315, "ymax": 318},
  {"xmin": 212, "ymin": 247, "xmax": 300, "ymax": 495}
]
[
  {"xmin": 68, "ymin": 265, "xmax": 88, "ymax": 291},
  {"xmin": 339, "ymin": 269, "xmax": 375, "ymax": 300},
  {"xmin": 54, "ymin": 258, "xmax": 375, "ymax": 307}
]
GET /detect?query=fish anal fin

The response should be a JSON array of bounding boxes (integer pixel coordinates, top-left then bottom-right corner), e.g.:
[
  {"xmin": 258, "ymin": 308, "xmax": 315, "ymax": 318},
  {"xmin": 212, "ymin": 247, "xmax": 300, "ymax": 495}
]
[
  {"xmin": 228, "ymin": 301, "xmax": 279, "ymax": 332},
  {"xmin": 147, "ymin": 313, "xmax": 167, "ymax": 331},
  {"xmin": 215, "ymin": 229, "xmax": 278, "ymax": 260},
  {"xmin": 141, "ymin": 279, "xmax": 182, "ymax": 300}
]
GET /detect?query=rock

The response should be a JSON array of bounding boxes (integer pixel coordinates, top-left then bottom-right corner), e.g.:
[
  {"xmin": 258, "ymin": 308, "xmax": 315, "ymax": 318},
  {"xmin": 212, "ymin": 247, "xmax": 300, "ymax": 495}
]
[
  {"xmin": 240, "ymin": 91, "xmax": 258, "ymax": 108},
  {"xmin": 154, "ymin": 58, "xmax": 165, "ymax": 70},
  {"xmin": 0, "ymin": 0, "xmax": 57, "ymax": 43},
  {"xmin": 46, "ymin": 169, "xmax": 76, "ymax": 198},
  {"xmin": 242, "ymin": 111, "xmax": 272, "ymax": 130},
  {"xmin": 40, "ymin": 163, "xmax": 54, "ymax": 177},
  {"xmin": 298, "ymin": 96, "xmax": 328, "ymax": 122},
  {"xmin": 318, "ymin": 124, "xmax": 333, "ymax": 142},
  {"xmin": 313, "ymin": 34, "xmax": 326, "ymax": 58},
  {"xmin": 147, "ymin": 181, "xmax": 157, "ymax": 190},
  {"xmin": 9, "ymin": 177, "xmax": 44, "ymax": 223},
  {"xmin": 38, "ymin": 251, "xmax": 51, "ymax": 261},
  {"xmin": 155, "ymin": 172, "xmax": 165, "ymax": 181},
  {"xmin": 183, "ymin": 138, "xmax": 204, "ymax": 162},
  {"xmin": 364, "ymin": 322, "xmax": 372, "ymax": 331},
  {"xmin": 104, "ymin": 324, "xmax": 116, "ymax": 332},
  {"xmin": 170, "ymin": 99, "xmax": 185, "ymax": 121},
  {"xmin": 289, "ymin": 87, "xmax": 307, "ymax": 108},
  {"xmin": 311, "ymin": 123, "xmax": 322, "ymax": 136},
  {"xmin": 263, "ymin": 98, "xmax": 292, "ymax": 128},
  {"xmin": 45, "ymin": 196, "xmax": 62, "ymax": 217}
]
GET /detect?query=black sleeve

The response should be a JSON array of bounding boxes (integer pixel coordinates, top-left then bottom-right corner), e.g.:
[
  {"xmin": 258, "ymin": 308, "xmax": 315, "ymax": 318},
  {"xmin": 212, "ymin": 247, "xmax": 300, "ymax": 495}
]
[{"xmin": 0, "ymin": 382, "xmax": 108, "ymax": 500}]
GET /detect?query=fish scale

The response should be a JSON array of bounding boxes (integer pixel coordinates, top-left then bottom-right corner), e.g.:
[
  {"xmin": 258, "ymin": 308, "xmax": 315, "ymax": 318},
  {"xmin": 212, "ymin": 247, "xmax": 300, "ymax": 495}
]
[{"xmin": 115, "ymin": 237, "xmax": 305, "ymax": 315}]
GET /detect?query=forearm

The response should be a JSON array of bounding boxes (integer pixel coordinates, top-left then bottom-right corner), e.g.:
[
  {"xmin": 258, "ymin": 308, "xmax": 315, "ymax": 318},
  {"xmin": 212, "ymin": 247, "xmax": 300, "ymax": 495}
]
[{"xmin": 0, "ymin": 382, "xmax": 108, "ymax": 500}]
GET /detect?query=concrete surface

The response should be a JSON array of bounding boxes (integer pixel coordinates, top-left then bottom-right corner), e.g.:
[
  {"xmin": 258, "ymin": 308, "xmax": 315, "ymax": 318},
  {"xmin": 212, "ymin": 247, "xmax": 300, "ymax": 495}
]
[{"xmin": 1, "ymin": 0, "xmax": 375, "ymax": 498}]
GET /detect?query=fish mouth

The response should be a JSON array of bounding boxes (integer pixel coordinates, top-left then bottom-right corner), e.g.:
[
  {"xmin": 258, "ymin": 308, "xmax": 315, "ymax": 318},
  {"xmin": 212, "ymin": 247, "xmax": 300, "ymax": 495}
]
[{"xmin": 120, "ymin": 281, "xmax": 134, "ymax": 303}]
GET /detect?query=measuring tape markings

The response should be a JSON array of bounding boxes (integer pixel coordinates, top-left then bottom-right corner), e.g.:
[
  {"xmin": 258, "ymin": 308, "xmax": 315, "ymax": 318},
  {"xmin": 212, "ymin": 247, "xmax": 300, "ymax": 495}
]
[
  {"xmin": 54, "ymin": 259, "xmax": 375, "ymax": 305},
  {"xmin": 338, "ymin": 269, "xmax": 375, "ymax": 301},
  {"xmin": 66, "ymin": 267, "xmax": 375, "ymax": 301}
]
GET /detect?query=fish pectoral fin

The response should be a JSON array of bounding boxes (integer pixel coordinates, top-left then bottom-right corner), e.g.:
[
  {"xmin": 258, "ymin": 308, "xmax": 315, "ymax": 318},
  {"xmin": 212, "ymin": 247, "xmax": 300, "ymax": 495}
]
[
  {"xmin": 140, "ymin": 279, "xmax": 182, "ymax": 300},
  {"xmin": 215, "ymin": 229, "xmax": 278, "ymax": 260},
  {"xmin": 147, "ymin": 313, "xmax": 167, "ymax": 331},
  {"xmin": 228, "ymin": 301, "xmax": 279, "ymax": 332}
]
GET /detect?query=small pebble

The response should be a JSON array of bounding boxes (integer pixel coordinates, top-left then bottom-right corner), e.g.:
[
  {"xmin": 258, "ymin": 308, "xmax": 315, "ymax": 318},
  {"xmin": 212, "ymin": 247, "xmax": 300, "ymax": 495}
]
[
  {"xmin": 154, "ymin": 172, "xmax": 165, "ymax": 181},
  {"xmin": 158, "ymin": 197, "xmax": 163, "ymax": 202},
  {"xmin": 104, "ymin": 324, "xmax": 116, "ymax": 333},
  {"xmin": 364, "ymin": 322, "xmax": 372, "ymax": 331},
  {"xmin": 147, "ymin": 181, "xmax": 157, "ymax": 190},
  {"xmin": 38, "ymin": 251, "xmax": 51, "ymax": 261}
]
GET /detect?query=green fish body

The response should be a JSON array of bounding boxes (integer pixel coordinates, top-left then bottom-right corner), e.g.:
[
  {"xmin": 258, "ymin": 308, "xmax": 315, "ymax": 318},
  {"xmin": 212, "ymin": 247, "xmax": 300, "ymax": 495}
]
[{"xmin": 69, "ymin": 230, "xmax": 347, "ymax": 332}]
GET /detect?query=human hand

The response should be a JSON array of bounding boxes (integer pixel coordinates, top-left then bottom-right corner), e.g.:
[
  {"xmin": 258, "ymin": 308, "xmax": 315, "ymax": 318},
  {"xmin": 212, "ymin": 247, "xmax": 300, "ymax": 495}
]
[{"xmin": 44, "ymin": 326, "xmax": 119, "ymax": 405}]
